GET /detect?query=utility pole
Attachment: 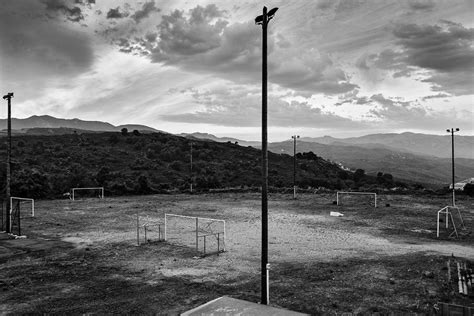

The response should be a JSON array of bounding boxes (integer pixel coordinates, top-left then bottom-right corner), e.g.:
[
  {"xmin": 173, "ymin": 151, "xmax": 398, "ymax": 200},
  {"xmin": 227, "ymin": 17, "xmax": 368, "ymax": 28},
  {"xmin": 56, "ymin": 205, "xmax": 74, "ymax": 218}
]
[
  {"xmin": 3, "ymin": 92, "xmax": 13, "ymax": 233},
  {"xmin": 447, "ymin": 128, "xmax": 459, "ymax": 206},
  {"xmin": 292, "ymin": 135, "xmax": 299, "ymax": 199},
  {"xmin": 255, "ymin": 6, "xmax": 278, "ymax": 306},
  {"xmin": 190, "ymin": 142, "xmax": 193, "ymax": 193}
]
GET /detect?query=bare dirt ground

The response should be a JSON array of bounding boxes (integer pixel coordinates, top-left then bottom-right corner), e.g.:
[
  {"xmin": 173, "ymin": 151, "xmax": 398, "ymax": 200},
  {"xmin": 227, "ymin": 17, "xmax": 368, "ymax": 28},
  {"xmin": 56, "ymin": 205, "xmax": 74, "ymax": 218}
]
[{"xmin": 1, "ymin": 192, "xmax": 473, "ymax": 315}]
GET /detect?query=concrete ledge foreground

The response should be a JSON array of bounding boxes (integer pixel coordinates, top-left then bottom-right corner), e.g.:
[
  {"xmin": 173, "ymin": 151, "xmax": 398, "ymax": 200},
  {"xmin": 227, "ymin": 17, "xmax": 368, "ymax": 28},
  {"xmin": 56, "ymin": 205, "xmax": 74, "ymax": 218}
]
[{"xmin": 181, "ymin": 296, "xmax": 309, "ymax": 316}]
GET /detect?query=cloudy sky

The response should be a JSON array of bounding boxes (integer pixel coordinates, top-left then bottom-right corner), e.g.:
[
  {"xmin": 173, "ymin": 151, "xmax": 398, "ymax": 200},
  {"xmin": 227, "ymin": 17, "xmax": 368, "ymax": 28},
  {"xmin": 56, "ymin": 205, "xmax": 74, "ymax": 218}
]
[{"xmin": 0, "ymin": 0, "xmax": 473, "ymax": 140}]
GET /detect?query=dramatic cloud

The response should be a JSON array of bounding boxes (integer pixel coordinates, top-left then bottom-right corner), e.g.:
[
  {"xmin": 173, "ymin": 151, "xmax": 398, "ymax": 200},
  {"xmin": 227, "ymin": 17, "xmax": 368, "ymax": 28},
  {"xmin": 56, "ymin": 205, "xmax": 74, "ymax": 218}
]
[
  {"xmin": 116, "ymin": 4, "xmax": 358, "ymax": 96},
  {"xmin": 42, "ymin": 0, "xmax": 86, "ymax": 22},
  {"xmin": 0, "ymin": 1, "xmax": 94, "ymax": 103},
  {"xmin": 107, "ymin": 6, "xmax": 127, "ymax": 19},
  {"xmin": 365, "ymin": 21, "xmax": 474, "ymax": 95},
  {"xmin": 131, "ymin": 1, "xmax": 160, "ymax": 23},
  {"xmin": 160, "ymin": 84, "xmax": 363, "ymax": 128}
]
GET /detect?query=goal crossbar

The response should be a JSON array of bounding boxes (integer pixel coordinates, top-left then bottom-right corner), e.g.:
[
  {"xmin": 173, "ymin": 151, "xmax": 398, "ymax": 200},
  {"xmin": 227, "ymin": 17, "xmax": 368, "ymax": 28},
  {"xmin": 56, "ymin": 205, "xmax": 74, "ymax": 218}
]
[
  {"xmin": 71, "ymin": 187, "xmax": 104, "ymax": 200},
  {"xmin": 164, "ymin": 213, "xmax": 226, "ymax": 253},
  {"xmin": 10, "ymin": 197, "xmax": 35, "ymax": 217},
  {"xmin": 336, "ymin": 191, "xmax": 377, "ymax": 207}
]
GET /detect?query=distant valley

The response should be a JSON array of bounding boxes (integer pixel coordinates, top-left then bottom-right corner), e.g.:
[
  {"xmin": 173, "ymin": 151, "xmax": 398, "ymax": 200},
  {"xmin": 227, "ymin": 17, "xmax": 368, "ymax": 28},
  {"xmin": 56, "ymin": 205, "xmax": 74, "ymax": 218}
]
[
  {"xmin": 182, "ymin": 132, "xmax": 474, "ymax": 186},
  {"xmin": 1, "ymin": 115, "xmax": 472, "ymax": 186}
]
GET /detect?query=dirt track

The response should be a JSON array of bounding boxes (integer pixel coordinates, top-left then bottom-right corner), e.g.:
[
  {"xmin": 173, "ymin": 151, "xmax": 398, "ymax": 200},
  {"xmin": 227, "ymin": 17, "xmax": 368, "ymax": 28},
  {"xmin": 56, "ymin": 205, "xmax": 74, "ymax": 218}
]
[{"xmin": 1, "ymin": 193, "xmax": 473, "ymax": 314}]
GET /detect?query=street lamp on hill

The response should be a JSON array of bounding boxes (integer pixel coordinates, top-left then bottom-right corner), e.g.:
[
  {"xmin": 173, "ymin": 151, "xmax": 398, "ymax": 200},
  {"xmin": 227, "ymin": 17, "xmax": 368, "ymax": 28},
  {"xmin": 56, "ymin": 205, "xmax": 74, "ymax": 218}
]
[
  {"xmin": 292, "ymin": 135, "xmax": 299, "ymax": 199},
  {"xmin": 3, "ymin": 92, "xmax": 13, "ymax": 233},
  {"xmin": 255, "ymin": 5, "xmax": 278, "ymax": 306},
  {"xmin": 447, "ymin": 128, "xmax": 459, "ymax": 206}
]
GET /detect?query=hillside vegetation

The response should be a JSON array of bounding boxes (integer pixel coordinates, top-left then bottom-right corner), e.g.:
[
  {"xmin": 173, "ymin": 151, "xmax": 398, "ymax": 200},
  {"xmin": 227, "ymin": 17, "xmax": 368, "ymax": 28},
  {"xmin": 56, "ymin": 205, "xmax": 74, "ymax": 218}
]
[
  {"xmin": 0, "ymin": 132, "xmax": 407, "ymax": 199},
  {"xmin": 268, "ymin": 141, "xmax": 474, "ymax": 185}
]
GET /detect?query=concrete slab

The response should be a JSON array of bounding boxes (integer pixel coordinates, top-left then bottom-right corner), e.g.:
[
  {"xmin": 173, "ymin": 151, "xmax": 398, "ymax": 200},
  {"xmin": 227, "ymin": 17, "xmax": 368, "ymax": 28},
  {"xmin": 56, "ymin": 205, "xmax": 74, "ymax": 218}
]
[{"xmin": 181, "ymin": 296, "xmax": 308, "ymax": 316}]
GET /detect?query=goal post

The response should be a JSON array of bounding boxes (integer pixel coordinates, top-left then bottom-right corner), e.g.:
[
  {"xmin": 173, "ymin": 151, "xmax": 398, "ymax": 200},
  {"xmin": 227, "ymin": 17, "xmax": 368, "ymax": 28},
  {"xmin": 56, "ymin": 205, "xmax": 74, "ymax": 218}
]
[
  {"xmin": 10, "ymin": 197, "xmax": 34, "ymax": 217},
  {"xmin": 71, "ymin": 187, "xmax": 104, "ymax": 201},
  {"xmin": 164, "ymin": 213, "xmax": 226, "ymax": 254},
  {"xmin": 336, "ymin": 191, "xmax": 377, "ymax": 207}
]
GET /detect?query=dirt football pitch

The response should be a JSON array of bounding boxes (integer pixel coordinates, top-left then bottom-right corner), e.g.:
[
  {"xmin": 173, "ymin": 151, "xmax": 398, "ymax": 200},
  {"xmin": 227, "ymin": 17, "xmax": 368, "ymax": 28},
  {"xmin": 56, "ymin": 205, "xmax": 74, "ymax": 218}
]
[{"xmin": 1, "ymin": 192, "xmax": 473, "ymax": 314}]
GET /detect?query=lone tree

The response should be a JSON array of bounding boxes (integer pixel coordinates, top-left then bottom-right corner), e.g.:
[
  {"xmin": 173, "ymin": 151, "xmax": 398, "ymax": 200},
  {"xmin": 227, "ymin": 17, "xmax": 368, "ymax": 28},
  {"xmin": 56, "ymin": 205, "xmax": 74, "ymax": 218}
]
[{"xmin": 121, "ymin": 128, "xmax": 128, "ymax": 136}]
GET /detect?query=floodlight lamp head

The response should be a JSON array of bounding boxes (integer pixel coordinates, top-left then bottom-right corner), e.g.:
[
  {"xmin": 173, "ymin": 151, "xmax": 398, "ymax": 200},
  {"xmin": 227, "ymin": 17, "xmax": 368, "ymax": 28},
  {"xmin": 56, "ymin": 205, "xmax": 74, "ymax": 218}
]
[
  {"xmin": 446, "ymin": 129, "xmax": 450, "ymax": 133},
  {"xmin": 456, "ymin": 128, "xmax": 460, "ymax": 131},
  {"xmin": 255, "ymin": 15, "xmax": 263, "ymax": 25},
  {"xmin": 3, "ymin": 92, "xmax": 13, "ymax": 100},
  {"xmin": 268, "ymin": 7, "xmax": 278, "ymax": 18}
]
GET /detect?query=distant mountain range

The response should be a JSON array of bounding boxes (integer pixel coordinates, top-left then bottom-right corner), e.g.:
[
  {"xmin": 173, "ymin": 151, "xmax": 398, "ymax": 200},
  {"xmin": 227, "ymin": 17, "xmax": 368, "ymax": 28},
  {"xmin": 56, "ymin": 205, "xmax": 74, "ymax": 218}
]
[
  {"xmin": 180, "ymin": 132, "xmax": 474, "ymax": 185},
  {"xmin": 266, "ymin": 140, "xmax": 474, "ymax": 185},
  {"xmin": 300, "ymin": 133, "xmax": 473, "ymax": 159},
  {"xmin": 1, "ymin": 115, "xmax": 472, "ymax": 185},
  {"xmin": 0, "ymin": 115, "xmax": 161, "ymax": 134},
  {"xmin": 178, "ymin": 132, "xmax": 260, "ymax": 147}
]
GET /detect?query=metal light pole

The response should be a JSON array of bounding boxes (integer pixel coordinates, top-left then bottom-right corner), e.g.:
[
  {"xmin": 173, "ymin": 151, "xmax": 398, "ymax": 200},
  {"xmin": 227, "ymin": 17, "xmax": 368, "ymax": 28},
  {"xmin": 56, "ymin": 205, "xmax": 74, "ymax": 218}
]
[
  {"xmin": 190, "ymin": 142, "xmax": 193, "ymax": 193},
  {"xmin": 292, "ymin": 135, "xmax": 299, "ymax": 199},
  {"xmin": 447, "ymin": 128, "xmax": 459, "ymax": 206},
  {"xmin": 255, "ymin": 6, "xmax": 278, "ymax": 306},
  {"xmin": 3, "ymin": 92, "xmax": 13, "ymax": 233}
]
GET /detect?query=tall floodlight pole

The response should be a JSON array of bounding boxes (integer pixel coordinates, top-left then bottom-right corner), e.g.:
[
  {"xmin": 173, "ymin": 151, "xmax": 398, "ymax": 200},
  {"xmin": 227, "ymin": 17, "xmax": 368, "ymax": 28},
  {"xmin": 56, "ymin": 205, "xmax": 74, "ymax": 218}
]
[
  {"xmin": 3, "ymin": 92, "xmax": 13, "ymax": 233},
  {"xmin": 255, "ymin": 6, "xmax": 278, "ymax": 305},
  {"xmin": 190, "ymin": 142, "xmax": 193, "ymax": 193},
  {"xmin": 292, "ymin": 135, "xmax": 299, "ymax": 199},
  {"xmin": 447, "ymin": 128, "xmax": 459, "ymax": 206}
]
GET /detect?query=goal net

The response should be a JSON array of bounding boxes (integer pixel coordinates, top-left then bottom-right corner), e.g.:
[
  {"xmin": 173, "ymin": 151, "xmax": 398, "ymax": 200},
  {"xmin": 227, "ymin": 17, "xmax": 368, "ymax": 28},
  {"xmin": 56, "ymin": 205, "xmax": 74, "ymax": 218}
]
[
  {"xmin": 71, "ymin": 187, "xmax": 104, "ymax": 200},
  {"xmin": 165, "ymin": 214, "xmax": 226, "ymax": 255},
  {"xmin": 11, "ymin": 197, "xmax": 35, "ymax": 217},
  {"xmin": 336, "ymin": 191, "xmax": 377, "ymax": 207}
]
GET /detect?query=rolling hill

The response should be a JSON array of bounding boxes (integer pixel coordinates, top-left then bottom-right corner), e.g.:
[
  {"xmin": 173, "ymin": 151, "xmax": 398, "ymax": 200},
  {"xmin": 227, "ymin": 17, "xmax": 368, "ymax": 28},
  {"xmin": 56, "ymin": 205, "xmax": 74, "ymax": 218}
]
[
  {"xmin": 0, "ymin": 115, "xmax": 160, "ymax": 135},
  {"xmin": 182, "ymin": 132, "xmax": 473, "ymax": 185},
  {"xmin": 267, "ymin": 140, "xmax": 474, "ymax": 186},
  {"xmin": 0, "ymin": 132, "xmax": 402, "ymax": 199}
]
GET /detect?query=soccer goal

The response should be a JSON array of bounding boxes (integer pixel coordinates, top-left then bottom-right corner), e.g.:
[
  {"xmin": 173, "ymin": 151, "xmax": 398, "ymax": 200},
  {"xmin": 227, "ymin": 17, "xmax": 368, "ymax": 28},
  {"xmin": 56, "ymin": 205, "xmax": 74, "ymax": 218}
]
[
  {"xmin": 71, "ymin": 187, "xmax": 104, "ymax": 201},
  {"xmin": 10, "ymin": 197, "xmax": 35, "ymax": 217},
  {"xmin": 437, "ymin": 206, "xmax": 465, "ymax": 238},
  {"xmin": 336, "ymin": 191, "xmax": 377, "ymax": 207},
  {"xmin": 164, "ymin": 214, "xmax": 226, "ymax": 255}
]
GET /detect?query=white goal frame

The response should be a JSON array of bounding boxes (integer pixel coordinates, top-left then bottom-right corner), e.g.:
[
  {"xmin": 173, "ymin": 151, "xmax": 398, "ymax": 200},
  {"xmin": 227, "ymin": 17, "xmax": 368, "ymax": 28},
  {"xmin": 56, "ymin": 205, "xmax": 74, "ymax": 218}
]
[
  {"xmin": 71, "ymin": 187, "xmax": 104, "ymax": 201},
  {"xmin": 336, "ymin": 191, "xmax": 377, "ymax": 207},
  {"xmin": 164, "ymin": 213, "xmax": 226, "ymax": 253},
  {"xmin": 437, "ymin": 205, "xmax": 465, "ymax": 238},
  {"xmin": 10, "ymin": 197, "xmax": 35, "ymax": 217}
]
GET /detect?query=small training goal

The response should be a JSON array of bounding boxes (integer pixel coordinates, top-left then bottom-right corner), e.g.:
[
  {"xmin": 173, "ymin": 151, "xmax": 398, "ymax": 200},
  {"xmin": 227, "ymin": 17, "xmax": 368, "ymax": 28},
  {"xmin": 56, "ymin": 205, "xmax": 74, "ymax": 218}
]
[
  {"xmin": 11, "ymin": 197, "xmax": 35, "ymax": 217},
  {"xmin": 70, "ymin": 187, "xmax": 104, "ymax": 201},
  {"xmin": 437, "ymin": 206, "xmax": 465, "ymax": 238},
  {"xmin": 165, "ymin": 214, "xmax": 226, "ymax": 255},
  {"xmin": 336, "ymin": 191, "xmax": 377, "ymax": 207}
]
